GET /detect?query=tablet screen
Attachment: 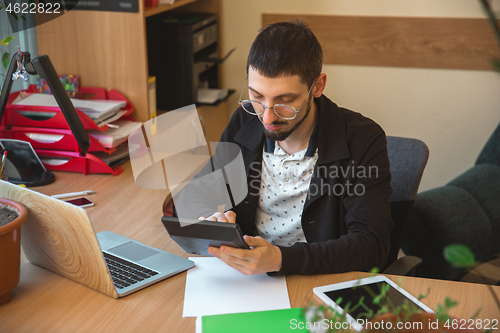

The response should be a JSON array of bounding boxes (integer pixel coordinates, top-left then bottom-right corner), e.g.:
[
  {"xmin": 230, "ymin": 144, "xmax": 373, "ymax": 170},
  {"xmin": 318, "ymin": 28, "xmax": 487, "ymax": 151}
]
[
  {"xmin": 0, "ymin": 139, "xmax": 46, "ymax": 180},
  {"xmin": 323, "ymin": 281, "xmax": 427, "ymax": 320}
]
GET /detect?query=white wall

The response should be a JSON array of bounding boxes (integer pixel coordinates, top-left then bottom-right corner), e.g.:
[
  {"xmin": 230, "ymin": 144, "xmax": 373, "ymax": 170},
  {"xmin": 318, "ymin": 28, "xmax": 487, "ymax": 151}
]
[
  {"xmin": 220, "ymin": 0, "xmax": 500, "ymax": 192},
  {"xmin": 0, "ymin": 12, "xmax": 39, "ymax": 92}
]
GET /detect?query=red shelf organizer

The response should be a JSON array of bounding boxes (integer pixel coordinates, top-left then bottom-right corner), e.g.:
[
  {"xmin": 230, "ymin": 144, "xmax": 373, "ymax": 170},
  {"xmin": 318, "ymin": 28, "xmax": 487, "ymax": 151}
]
[
  {"xmin": 3, "ymin": 85, "xmax": 134, "ymax": 131},
  {"xmin": 8, "ymin": 126, "xmax": 116, "ymax": 154},
  {"xmin": 1, "ymin": 85, "xmax": 135, "ymax": 175},
  {"xmin": 34, "ymin": 149, "xmax": 123, "ymax": 176}
]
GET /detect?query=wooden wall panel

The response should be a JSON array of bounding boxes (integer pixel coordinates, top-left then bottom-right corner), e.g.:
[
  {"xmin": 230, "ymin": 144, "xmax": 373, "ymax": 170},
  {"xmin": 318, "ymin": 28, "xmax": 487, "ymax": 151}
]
[
  {"xmin": 36, "ymin": 4, "xmax": 150, "ymax": 122},
  {"xmin": 263, "ymin": 14, "xmax": 500, "ymax": 71}
]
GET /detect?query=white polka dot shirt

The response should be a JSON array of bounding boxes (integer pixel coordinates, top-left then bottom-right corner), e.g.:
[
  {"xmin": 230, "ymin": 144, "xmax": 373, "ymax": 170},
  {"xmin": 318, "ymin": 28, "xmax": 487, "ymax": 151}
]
[{"xmin": 255, "ymin": 143, "xmax": 319, "ymax": 247}]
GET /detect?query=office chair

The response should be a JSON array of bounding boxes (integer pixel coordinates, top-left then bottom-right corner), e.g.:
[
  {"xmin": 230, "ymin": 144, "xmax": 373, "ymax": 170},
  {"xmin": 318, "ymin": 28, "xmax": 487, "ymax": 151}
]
[
  {"xmin": 402, "ymin": 122, "xmax": 500, "ymax": 281},
  {"xmin": 382, "ymin": 136, "xmax": 429, "ymax": 276}
]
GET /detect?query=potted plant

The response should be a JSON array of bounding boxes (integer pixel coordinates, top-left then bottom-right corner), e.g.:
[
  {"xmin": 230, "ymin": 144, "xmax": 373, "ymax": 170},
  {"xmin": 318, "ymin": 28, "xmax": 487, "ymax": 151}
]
[{"xmin": 0, "ymin": 197, "xmax": 27, "ymax": 304}]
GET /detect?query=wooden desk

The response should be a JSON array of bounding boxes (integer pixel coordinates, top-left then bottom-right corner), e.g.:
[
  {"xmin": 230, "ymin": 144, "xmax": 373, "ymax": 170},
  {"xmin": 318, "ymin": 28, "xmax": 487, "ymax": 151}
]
[{"xmin": 0, "ymin": 163, "xmax": 498, "ymax": 332}]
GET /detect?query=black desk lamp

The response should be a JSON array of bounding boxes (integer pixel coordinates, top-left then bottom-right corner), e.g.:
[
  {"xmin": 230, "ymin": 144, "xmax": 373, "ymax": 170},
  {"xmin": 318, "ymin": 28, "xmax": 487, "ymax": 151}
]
[{"xmin": 0, "ymin": 51, "xmax": 90, "ymax": 186}]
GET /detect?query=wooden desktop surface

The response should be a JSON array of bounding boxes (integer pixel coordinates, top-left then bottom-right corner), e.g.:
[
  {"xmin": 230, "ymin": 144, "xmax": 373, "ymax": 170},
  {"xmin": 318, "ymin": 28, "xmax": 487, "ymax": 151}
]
[{"xmin": 0, "ymin": 162, "xmax": 498, "ymax": 332}]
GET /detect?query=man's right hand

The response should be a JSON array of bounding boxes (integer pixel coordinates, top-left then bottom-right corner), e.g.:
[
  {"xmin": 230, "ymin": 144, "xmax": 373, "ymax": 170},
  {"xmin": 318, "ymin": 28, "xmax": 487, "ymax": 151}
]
[{"xmin": 198, "ymin": 211, "xmax": 236, "ymax": 223}]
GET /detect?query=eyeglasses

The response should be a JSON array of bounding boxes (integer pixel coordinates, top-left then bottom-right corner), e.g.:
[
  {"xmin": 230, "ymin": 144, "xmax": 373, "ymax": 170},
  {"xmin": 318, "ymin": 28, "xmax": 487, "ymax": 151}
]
[{"xmin": 237, "ymin": 77, "xmax": 315, "ymax": 120}]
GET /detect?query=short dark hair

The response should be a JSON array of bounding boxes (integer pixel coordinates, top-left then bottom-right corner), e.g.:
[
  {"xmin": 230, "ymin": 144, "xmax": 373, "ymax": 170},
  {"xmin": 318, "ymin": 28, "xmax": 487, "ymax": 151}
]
[{"xmin": 246, "ymin": 21, "xmax": 323, "ymax": 87}]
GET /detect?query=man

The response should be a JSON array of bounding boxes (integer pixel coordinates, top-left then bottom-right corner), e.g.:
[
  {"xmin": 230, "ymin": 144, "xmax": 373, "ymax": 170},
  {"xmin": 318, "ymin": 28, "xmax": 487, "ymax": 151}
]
[{"xmin": 184, "ymin": 21, "xmax": 393, "ymax": 276}]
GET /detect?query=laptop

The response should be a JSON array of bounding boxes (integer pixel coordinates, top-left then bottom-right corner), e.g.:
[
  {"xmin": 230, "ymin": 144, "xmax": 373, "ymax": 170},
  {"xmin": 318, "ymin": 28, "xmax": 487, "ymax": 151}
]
[{"xmin": 0, "ymin": 180, "xmax": 194, "ymax": 298}]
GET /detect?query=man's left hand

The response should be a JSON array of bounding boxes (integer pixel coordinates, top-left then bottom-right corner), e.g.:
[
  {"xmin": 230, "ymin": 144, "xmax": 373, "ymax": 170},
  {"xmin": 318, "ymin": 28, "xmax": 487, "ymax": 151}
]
[{"xmin": 208, "ymin": 235, "xmax": 282, "ymax": 275}]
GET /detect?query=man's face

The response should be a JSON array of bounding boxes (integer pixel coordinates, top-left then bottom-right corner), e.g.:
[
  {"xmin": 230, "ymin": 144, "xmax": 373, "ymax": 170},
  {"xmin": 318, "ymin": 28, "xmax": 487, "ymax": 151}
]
[{"xmin": 247, "ymin": 67, "xmax": 314, "ymax": 142}]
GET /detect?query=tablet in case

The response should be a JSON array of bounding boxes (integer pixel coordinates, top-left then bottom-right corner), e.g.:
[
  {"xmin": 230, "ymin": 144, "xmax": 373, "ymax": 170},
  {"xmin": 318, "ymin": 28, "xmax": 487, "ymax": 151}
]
[{"xmin": 161, "ymin": 217, "xmax": 249, "ymax": 256}]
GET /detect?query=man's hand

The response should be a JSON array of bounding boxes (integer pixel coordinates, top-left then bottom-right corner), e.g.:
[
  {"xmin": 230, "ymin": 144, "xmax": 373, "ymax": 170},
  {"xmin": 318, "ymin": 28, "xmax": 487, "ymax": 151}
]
[
  {"xmin": 199, "ymin": 211, "xmax": 236, "ymax": 223},
  {"xmin": 208, "ymin": 235, "xmax": 282, "ymax": 275}
]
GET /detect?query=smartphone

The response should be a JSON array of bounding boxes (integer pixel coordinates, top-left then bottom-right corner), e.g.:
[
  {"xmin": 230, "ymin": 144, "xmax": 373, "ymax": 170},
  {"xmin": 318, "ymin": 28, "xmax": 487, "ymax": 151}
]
[{"xmin": 64, "ymin": 197, "xmax": 94, "ymax": 208}]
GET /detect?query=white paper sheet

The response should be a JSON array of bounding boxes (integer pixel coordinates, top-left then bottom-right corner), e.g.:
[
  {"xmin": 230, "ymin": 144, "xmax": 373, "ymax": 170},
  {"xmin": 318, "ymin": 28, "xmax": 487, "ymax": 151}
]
[
  {"xmin": 183, "ymin": 257, "xmax": 291, "ymax": 317},
  {"xmin": 195, "ymin": 317, "xmax": 202, "ymax": 333}
]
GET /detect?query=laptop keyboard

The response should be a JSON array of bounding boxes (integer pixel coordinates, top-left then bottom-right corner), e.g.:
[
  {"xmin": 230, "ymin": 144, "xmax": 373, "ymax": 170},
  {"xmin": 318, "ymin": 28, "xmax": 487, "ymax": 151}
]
[{"xmin": 103, "ymin": 252, "xmax": 159, "ymax": 289}]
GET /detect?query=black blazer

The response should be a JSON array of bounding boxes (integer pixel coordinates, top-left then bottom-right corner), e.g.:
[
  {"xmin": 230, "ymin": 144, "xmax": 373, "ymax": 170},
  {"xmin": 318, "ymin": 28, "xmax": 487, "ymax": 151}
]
[{"xmin": 181, "ymin": 95, "xmax": 393, "ymax": 275}]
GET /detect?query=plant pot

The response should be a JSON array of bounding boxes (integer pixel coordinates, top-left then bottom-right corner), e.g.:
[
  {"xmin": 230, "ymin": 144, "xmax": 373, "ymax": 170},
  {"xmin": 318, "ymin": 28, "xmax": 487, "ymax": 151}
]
[{"xmin": 0, "ymin": 198, "xmax": 28, "ymax": 304}]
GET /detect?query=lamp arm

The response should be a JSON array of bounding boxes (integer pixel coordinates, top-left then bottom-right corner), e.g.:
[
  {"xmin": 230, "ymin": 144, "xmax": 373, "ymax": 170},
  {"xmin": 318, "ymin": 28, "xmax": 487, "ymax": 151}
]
[
  {"xmin": 0, "ymin": 52, "xmax": 23, "ymax": 124},
  {"xmin": 0, "ymin": 52, "xmax": 90, "ymax": 156},
  {"xmin": 32, "ymin": 55, "xmax": 90, "ymax": 156}
]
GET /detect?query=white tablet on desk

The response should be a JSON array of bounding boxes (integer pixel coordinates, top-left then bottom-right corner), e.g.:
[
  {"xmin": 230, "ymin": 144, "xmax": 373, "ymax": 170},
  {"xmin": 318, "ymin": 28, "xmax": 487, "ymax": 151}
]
[{"xmin": 313, "ymin": 275, "xmax": 434, "ymax": 332}]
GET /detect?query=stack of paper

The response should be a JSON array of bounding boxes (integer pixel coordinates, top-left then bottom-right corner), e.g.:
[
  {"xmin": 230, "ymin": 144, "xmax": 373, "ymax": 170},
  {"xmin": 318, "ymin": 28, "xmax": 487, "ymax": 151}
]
[
  {"xmin": 87, "ymin": 120, "xmax": 142, "ymax": 148},
  {"xmin": 13, "ymin": 93, "xmax": 138, "ymax": 170},
  {"xmin": 92, "ymin": 144, "xmax": 132, "ymax": 168},
  {"xmin": 14, "ymin": 93, "xmax": 126, "ymax": 122},
  {"xmin": 197, "ymin": 88, "xmax": 228, "ymax": 104}
]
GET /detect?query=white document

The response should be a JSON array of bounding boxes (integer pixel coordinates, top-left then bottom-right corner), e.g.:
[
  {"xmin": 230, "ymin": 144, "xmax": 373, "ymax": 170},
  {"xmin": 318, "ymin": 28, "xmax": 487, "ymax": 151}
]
[
  {"xmin": 197, "ymin": 88, "xmax": 228, "ymax": 104},
  {"xmin": 94, "ymin": 110, "xmax": 127, "ymax": 127},
  {"xmin": 158, "ymin": 0, "xmax": 176, "ymax": 4},
  {"xmin": 183, "ymin": 257, "xmax": 290, "ymax": 317},
  {"xmin": 14, "ymin": 93, "xmax": 126, "ymax": 120},
  {"xmin": 197, "ymin": 88, "xmax": 219, "ymax": 104},
  {"xmin": 195, "ymin": 317, "xmax": 202, "ymax": 333},
  {"xmin": 87, "ymin": 120, "xmax": 142, "ymax": 148}
]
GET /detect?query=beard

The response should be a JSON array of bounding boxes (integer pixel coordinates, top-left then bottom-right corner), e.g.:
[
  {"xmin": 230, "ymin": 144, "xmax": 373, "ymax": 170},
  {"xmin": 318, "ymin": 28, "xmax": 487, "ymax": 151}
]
[{"xmin": 262, "ymin": 98, "xmax": 312, "ymax": 141}]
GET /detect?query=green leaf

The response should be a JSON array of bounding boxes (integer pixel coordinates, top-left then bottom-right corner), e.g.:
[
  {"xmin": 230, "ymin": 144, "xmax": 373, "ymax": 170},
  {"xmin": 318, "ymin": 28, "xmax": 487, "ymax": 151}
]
[
  {"xmin": 369, "ymin": 267, "xmax": 380, "ymax": 275},
  {"xmin": 2, "ymin": 52, "xmax": 10, "ymax": 72},
  {"xmin": 1, "ymin": 36, "xmax": 15, "ymax": 46},
  {"xmin": 445, "ymin": 297, "xmax": 458, "ymax": 309},
  {"xmin": 344, "ymin": 301, "xmax": 352, "ymax": 311},
  {"xmin": 379, "ymin": 305, "xmax": 390, "ymax": 314},
  {"xmin": 418, "ymin": 287, "xmax": 430, "ymax": 300},
  {"xmin": 470, "ymin": 307, "xmax": 482, "ymax": 319},
  {"xmin": 443, "ymin": 244, "xmax": 476, "ymax": 268}
]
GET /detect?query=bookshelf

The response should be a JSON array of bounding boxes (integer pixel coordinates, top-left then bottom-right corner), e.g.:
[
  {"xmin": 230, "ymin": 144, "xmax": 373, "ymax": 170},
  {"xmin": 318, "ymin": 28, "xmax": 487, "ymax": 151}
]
[{"xmin": 35, "ymin": 0, "xmax": 227, "ymax": 142}]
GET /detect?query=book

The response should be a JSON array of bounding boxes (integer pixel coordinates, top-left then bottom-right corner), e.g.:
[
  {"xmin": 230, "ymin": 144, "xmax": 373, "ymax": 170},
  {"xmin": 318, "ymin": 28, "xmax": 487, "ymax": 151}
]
[
  {"xmin": 38, "ymin": 75, "xmax": 80, "ymax": 98},
  {"xmin": 201, "ymin": 308, "xmax": 308, "ymax": 333}
]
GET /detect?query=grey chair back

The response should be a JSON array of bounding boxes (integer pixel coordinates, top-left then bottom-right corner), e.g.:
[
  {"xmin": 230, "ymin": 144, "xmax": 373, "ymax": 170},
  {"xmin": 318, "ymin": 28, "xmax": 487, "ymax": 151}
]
[
  {"xmin": 387, "ymin": 137, "xmax": 429, "ymax": 202},
  {"xmin": 384, "ymin": 136, "xmax": 429, "ymax": 270}
]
